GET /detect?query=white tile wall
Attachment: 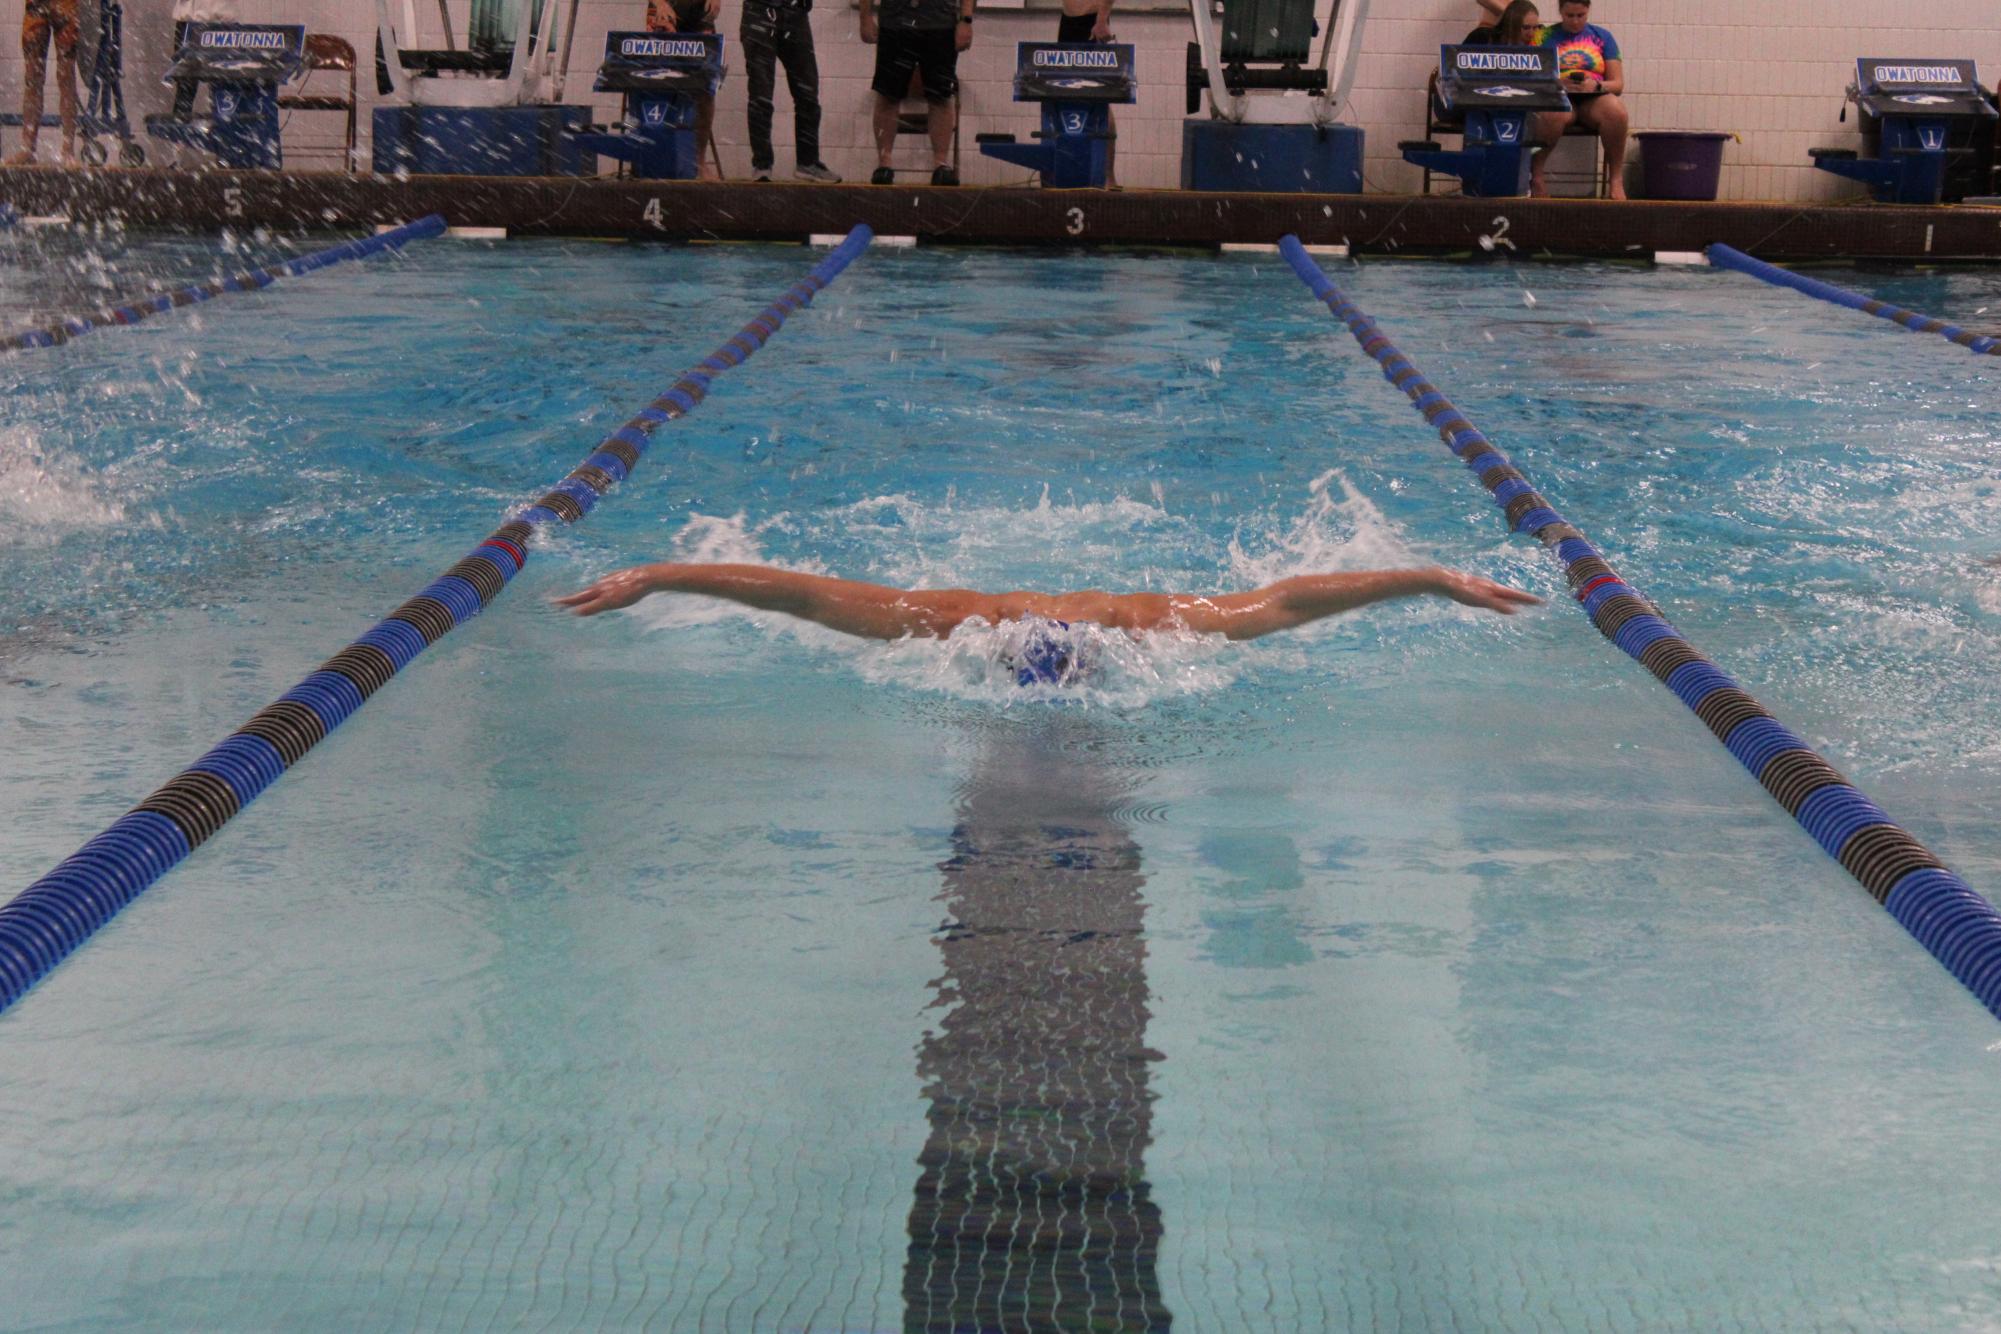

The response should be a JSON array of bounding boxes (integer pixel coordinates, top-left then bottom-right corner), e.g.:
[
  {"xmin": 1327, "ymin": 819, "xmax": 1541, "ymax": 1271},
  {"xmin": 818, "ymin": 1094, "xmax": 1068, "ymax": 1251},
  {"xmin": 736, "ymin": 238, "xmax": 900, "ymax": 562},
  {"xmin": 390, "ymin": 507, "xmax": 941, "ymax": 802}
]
[{"xmin": 3, "ymin": 1, "xmax": 1995, "ymax": 199}]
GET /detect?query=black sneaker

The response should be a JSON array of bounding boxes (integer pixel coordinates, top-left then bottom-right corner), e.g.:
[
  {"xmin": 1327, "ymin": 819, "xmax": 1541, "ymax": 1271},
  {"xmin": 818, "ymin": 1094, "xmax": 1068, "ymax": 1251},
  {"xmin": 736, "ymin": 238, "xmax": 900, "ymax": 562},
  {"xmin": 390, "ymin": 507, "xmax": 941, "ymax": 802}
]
[
  {"xmin": 870, "ymin": 166, "xmax": 895, "ymax": 185},
  {"xmin": 930, "ymin": 165, "xmax": 959, "ymax": 186}
]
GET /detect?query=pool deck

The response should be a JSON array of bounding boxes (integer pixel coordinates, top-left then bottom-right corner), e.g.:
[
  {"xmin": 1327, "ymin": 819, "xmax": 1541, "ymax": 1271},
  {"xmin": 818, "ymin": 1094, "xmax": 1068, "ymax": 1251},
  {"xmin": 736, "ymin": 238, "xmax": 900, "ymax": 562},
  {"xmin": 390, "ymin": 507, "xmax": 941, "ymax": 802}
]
[{"xmin": 5, "ymin": 165, "xmax": 2000, "ymax": 261}]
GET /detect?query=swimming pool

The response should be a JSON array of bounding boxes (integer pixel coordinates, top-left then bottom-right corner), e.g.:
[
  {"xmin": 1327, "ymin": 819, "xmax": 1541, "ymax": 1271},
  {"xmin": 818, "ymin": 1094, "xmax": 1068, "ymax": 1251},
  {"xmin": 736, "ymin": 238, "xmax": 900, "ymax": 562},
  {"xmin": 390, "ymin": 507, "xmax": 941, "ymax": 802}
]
[{"xmin": 4, "ymin": 234, "xmax": 2000, "ymax": 1329}]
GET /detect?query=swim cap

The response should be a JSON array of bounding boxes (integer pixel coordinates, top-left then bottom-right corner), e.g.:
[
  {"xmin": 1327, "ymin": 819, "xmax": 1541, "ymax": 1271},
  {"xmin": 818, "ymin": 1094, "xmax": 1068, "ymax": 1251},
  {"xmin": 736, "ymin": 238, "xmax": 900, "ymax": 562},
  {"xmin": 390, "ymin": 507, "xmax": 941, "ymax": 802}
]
[{"xmin": 1012, "ymin": 618, "xmax": 1074, "ymax": 687}]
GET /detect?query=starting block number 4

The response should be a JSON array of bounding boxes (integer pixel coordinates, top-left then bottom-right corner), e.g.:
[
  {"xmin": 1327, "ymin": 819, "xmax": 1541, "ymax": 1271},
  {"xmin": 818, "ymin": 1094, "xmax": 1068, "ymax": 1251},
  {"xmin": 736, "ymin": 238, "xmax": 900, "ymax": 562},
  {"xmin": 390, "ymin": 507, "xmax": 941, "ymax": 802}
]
[{"xmin": 643, "ymin": 198, "xmax": 666, "ymax": 231}]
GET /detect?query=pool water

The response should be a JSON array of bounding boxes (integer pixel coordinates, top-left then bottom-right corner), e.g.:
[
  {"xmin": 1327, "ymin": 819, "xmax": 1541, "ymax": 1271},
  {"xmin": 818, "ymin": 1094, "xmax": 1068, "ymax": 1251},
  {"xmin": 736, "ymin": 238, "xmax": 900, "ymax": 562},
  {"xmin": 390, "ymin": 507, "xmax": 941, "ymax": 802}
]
[{"xmin": 3, "ymin": 233, "xmax": 2001, "ymax": 1330}]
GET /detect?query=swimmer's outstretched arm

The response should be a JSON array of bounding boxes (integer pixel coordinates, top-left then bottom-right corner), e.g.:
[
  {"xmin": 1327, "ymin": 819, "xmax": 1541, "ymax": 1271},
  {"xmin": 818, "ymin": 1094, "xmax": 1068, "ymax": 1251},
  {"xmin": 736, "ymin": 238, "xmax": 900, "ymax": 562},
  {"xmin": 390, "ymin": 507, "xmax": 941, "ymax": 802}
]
[
  {"xmin": 557, "ymin": 563, "xmax": 1539, "ymax": 640},
  {"xmin": 1164, "ymin": 568, "xmax": 1541, "ymax": 640},
  {"xmin": 554, "ymin": 562, "xmax": 985, "ymax": 639}
]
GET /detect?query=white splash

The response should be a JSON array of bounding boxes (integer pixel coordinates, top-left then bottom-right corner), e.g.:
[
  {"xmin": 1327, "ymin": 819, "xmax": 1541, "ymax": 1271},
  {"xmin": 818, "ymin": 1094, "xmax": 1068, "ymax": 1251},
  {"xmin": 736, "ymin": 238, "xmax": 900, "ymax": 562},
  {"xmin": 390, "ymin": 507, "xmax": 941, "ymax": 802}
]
[
  {"xmin": 1225, "ymin": 468, "xmax": 1415, "ymax": 587},
  {"xmin": 833, "ymin": 486, "xmax": 1179, "ymax": 588},
  {"xmin": 599, "ymin": 471, "xmax": 1453, "ymax": 707},
  {"xmin": 858, "ymin": 616, "xmax": 1249, "ymax": 709},
  {"xmin": 0, "ymin": 426, "xmax": 134, "ymax": 544},
  {"xmin": 616, "ymin": 505, "xmax": 1262, "ymax": 706},
  {"xmin": 623, "ymin": 510, "xmax": 823, "ymax": 629}
]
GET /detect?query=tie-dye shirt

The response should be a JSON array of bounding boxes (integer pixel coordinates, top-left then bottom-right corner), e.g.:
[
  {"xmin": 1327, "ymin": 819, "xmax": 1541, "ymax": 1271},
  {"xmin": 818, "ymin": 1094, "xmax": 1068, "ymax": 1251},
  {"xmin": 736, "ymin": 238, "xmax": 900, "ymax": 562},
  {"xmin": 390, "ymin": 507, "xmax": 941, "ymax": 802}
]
[{"xmin": 1543, "ymin": 22, "xmax": 1620, "ymax": 81}]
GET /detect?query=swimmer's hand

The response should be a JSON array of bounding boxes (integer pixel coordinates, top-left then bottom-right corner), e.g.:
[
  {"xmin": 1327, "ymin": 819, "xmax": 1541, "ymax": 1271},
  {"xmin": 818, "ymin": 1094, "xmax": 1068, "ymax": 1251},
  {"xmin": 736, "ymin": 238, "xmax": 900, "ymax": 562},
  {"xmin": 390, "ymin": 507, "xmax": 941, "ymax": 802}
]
[
  {"xmin": 556, "ymin": 565, "xmax": 661, "ymax": 616},
  {"xmin": 1429, "ymin": 567, "xmax": 1544, "ymax": 615}
]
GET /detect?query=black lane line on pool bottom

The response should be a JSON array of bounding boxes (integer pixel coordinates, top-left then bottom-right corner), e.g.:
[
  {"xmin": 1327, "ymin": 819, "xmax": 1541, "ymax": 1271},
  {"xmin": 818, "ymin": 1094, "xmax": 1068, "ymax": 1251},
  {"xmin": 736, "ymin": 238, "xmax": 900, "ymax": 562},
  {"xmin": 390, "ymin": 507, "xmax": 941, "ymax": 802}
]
[
  {"xmin": 1279, "ymin": 234, "xmax": 2001, "ymax": 1025},
  {"xmin": 1708, "ymin": 243, "xmax": 2001, "ymax": 357},
  {"xmin": 1, "ymin": 214, "xmax": 447, "ymax": 352},
  {"xmin": 0, "ymin": 224, "xmax": 876, "ymax": 1016}
]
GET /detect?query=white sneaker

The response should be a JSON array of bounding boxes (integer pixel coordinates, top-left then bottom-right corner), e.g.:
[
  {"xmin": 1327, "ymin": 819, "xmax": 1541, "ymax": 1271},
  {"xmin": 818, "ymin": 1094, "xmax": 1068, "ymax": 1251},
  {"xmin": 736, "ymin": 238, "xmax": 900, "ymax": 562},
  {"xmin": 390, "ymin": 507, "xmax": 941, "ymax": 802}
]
[
  {"xmin": 752, "ymin": 167, "xmax": 772, "ymax": 182},
  {"xmin": 794, "ymin": 162, "xmax": 841, "ymax": 183}
]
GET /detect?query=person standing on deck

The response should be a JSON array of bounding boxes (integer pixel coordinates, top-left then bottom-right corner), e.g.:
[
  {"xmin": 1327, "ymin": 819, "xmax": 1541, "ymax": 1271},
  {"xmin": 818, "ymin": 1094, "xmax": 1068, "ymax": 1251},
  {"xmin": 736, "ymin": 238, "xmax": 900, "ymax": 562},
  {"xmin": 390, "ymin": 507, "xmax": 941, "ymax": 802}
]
[
  {"xmin": 860, "ymin": 0, "xmax": 971, "ymax": 185},
  {"xmin": 9, "ymin": 0, "xmax": 80, "ymax": 166},
  {"xmin": 1055, "ymin": 0, "xmax": 1117, "ymax": 188},
  {"xmin": 739, "ymin": 0, "xmax": 840, "ymax": 181},
  {"xmin": 647, "ymin": 0, "xmax": 723, "ymax": 181}
]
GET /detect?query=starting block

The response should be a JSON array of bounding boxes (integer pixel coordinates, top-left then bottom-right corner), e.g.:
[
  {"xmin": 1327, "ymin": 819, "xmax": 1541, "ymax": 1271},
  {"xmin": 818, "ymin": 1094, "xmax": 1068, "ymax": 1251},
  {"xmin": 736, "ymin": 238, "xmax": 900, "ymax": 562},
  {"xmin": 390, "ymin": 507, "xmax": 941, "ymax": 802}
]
[
  {"xmin": 144, "ymin": 23, "xmax": 303, "ymax": 170},
  {"xmin": 572, "ymin": 31, "xmax": 725, "ymax": 181},
  {"xmin": 976, "ymin": 42, "xmax": 1134, "ymax": 189},
  {"xmin": 1399, "ymin": 44, "xmax": 1570, "ymax": 198},
  {"xmin": 1810, "ymin": 58, "xmax": 1997, "ymax": 205}
]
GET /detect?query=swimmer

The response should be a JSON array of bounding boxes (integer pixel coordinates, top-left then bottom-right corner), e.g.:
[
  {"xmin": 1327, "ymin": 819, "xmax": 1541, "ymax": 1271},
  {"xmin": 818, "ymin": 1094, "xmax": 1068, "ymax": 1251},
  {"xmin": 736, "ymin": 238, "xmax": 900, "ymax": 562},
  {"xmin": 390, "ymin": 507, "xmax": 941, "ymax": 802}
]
[{"xmin": 556, "ymin": 562, "xmax": 1541, "ymax": 640}]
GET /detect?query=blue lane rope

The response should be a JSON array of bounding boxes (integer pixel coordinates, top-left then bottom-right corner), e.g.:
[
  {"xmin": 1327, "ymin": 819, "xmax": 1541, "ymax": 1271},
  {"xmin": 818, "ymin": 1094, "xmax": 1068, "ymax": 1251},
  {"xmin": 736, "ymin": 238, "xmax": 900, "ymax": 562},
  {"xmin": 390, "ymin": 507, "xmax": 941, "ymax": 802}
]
[
  {"xmin": 1707, "ymin": 243, "xmax": 2001, "ymax": 357},
  {"xmin": 1, "ymin": 214, "xmax": 448, "ymax": 353},
  {"xmin": 0, "ymin": 224, "xmax": 876, "ymax": 1016},
  {"xmin": 1279, "ymin": 234, "xmax": 2001, "ymax": 1024}
]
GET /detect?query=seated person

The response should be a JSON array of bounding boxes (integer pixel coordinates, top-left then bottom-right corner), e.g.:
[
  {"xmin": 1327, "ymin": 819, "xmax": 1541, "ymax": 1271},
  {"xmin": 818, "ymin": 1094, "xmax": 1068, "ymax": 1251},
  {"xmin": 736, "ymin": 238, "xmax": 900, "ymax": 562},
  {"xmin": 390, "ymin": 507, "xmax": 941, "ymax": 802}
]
[
  {"xmin": 1463, "ymin": 0, "xmax": 1540, "ymax": 46},
  {"xmin": 646, "ymin": 0, "xmax": 722, "ymax": 181},
  {"xmin": 1532, "ymin": 0, "xmax": 1628, "ymax": 199},
  {"xmin": 1444, "ymin": 0, "xmax": 1541, "ymax": 121}
]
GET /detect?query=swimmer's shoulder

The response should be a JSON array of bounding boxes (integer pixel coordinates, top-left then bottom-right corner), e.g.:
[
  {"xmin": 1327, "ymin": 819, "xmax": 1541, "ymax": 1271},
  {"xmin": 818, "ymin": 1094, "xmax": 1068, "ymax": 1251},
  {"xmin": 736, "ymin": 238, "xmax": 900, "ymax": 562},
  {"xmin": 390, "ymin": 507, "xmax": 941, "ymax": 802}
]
[
  {"xmin": 956, "ymin": 589, "xmax": 1183, "ymax": 632},
  {"xmin": 1015, "ymin": 589, "xmax": 1177, "ymax": 631}
]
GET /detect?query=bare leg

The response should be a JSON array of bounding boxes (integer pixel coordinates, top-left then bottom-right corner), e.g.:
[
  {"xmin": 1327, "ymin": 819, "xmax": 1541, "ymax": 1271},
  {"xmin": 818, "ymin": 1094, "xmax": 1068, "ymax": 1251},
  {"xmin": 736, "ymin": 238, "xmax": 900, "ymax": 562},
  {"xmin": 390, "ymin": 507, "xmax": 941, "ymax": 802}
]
[
  {"xmin": 1576, "ymin": 95, "xmax": 1629, "ymax": 199},
  {"xmin": 12, "ymin": 36, "xmax": 48, "ymax": 163},
  {"xmin": 1527, "ymin": 111, "xmax": 1570, "ymax": 197},
  {"xmin": 55, "ymin": 48, "xmax": 76, "ymax": 164},
  {"xmin": 873, "ymin": 92, "xmax": 899, "ymax": 169},
  {"xmin": 695, "ymin": 94, "xmax": 719, "ymax": 180},
  {"xmin": 927, "ymin": 96, "xmax": 954, "ymax": 169}
]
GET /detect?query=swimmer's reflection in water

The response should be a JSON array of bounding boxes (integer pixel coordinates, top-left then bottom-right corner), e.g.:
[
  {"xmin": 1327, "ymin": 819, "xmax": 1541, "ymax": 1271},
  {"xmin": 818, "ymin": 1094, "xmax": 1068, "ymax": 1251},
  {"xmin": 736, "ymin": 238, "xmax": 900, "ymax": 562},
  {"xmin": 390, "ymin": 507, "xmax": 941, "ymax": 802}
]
[
  {"xmin": 903, "ymin": 722, "xmax": 1171, "ymax": 1330},
  {"xmin": 557, "ymin": 562, "xmax": 1541, "ymax": 682}
]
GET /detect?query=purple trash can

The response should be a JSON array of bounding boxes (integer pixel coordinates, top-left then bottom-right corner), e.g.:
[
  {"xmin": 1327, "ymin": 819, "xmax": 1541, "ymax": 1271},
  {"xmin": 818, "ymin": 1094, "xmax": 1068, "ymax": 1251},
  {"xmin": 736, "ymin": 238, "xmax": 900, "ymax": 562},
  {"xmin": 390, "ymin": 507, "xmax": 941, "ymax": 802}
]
[{"xmin": 1637, "ymin": 131, "xmax": 1732, "ymax": 201}]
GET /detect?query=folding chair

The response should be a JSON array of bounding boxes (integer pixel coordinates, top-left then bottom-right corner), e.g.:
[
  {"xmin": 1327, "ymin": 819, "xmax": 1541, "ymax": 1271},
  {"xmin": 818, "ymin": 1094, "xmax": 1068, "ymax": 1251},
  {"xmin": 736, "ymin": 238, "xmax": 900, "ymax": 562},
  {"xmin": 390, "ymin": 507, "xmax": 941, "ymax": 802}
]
[{"xmin": 279, "ymin": 34, "xmax": 358, "ymax": 170}]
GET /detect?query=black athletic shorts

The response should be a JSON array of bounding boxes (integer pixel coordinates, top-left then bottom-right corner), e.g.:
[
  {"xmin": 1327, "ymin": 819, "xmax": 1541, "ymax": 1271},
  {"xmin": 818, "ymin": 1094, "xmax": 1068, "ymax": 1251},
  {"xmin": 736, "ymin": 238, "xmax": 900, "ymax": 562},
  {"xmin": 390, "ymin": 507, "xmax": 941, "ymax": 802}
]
[
  {"xmin": 1056, "ymin": 11, "xmax": 1097, "ymax": 42},
  {"xmin": 871, "ymin": 27, "xmax": 958, "ymax": 102}
]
